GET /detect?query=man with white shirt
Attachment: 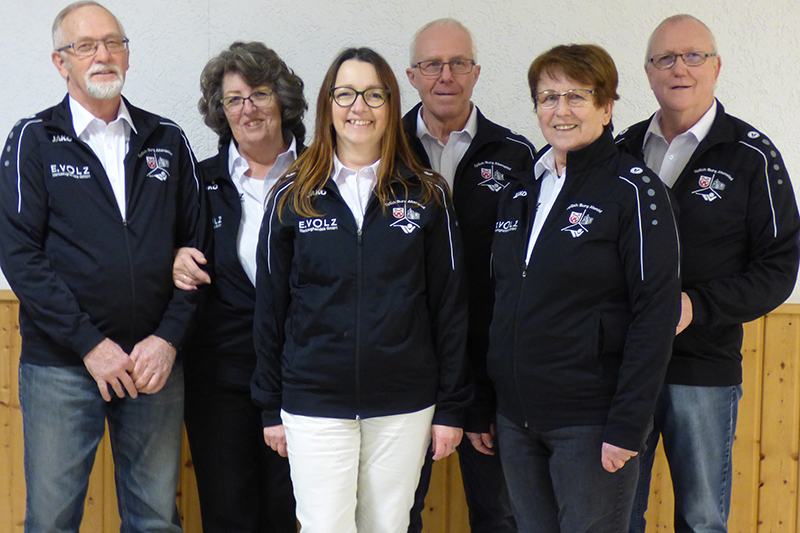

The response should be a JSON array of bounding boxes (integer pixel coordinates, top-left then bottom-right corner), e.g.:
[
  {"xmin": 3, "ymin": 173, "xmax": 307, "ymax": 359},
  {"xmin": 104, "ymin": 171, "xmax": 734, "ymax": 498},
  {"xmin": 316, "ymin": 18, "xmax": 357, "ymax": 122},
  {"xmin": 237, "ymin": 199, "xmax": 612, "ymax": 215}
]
[
  {"xmin": 403, "ymin": 18, "xmax": 535, "ymax": 533},
  {"xmin": 616, "ymin": 14, "xmax": 800, "ymax": 532},
  {"xmin": 0, "ymin": 2, "xmax": 203, "ymax": 531}
]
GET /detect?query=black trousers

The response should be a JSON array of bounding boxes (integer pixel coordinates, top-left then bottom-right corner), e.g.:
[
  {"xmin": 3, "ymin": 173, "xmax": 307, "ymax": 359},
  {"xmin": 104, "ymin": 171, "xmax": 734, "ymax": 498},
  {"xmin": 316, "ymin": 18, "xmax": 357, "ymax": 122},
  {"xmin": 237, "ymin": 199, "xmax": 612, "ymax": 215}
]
[{"xmin": 185, "ymin": 370, "xmax": 296, "ymax": 533}]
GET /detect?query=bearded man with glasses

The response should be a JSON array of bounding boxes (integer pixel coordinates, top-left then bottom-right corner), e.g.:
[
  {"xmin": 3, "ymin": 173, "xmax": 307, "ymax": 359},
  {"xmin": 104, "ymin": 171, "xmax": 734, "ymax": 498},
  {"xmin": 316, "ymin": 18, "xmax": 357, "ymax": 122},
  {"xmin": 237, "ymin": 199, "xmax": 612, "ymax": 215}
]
[
  {"xmin": 616, "ymin": 14, "xmax": 800, "ymax": 533},
  {"xmin": 0, "ymin": 2, "xmax": 205, "ymax": 531},
  {"xmin": 403, "ymin": 18, "xmax": 535, "ymax": 533}
]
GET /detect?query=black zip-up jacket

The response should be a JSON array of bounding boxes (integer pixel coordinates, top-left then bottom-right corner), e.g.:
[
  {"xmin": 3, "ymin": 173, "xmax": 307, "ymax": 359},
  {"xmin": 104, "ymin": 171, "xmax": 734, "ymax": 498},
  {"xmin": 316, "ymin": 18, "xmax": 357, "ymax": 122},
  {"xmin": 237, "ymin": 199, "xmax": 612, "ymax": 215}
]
[
  {"xmin": 616, "ymin": 101, "xmax": 800, "ymax": 386},
  {"xmin": 488, "ymin": 131, "xmax": 681, "ymax": 451},
  {"xmin": 186, "ymin": 143, "xmax": 304, "ymax": 387},
  {"xmin": 251, "ymin": 166, "xmax": 473, "ymax": 428},
  {"xmin": 0, "ymin": 95, "xmax": 204, "ymax": 366},
  {"xmin": 403, "ymin": 103, "xmax": 536, "ymax": 432}
]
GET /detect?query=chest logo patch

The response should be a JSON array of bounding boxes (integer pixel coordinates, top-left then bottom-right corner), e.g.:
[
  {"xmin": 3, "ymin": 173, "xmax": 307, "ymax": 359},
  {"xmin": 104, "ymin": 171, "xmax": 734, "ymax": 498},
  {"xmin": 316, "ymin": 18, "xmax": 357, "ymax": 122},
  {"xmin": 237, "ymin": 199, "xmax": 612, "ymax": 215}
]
[
  {"xmin": 139, "ymin": 148, "xmax": 173, "ymax": 182},
  {"xmin": 475, "ymin": 161, "xmax": 511, "ymax": 192},
  {"xmin": 298, "ymin": 218, "xmax": 338, "ymax": 233},
  {"xmin": 691, "ymin": 168, "xmax": 730, "ymax": 202},
  {"xmin": 561, "ymin": 203, "xmax": 602, "ymax": 238},
  {"xmin": 50, "ymin": 163, "xmax": 90, "ymax": 180},
  {"xmin": 390, "ymin": 208, "xmax": 421, "ymax": 234},
  {"xmin": 495, "ymin": 220, "xmax": 519, "ymax": 233}
]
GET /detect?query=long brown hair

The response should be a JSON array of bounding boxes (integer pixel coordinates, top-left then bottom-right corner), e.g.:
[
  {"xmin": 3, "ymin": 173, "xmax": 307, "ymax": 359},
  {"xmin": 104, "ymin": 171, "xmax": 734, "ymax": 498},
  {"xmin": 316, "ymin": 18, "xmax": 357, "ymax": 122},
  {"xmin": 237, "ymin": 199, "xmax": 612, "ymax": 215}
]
[{"xmin": 277, "ymin": 47, "xmax": 441, "ymax": 218}]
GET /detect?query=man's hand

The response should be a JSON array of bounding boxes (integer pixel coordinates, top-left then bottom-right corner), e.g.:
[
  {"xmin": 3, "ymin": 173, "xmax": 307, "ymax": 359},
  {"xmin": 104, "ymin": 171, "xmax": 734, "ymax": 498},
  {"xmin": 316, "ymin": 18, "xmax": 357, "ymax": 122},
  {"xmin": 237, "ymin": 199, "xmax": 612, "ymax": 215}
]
[
  {"xmin": 467, "ymin": 423, "xmax": 497, "ymax": 455},
  {"xmin": 431, "ymin": 424, "xmax": 463, "ymax": 461},
  {"xmin": 173, "ymin": 247, "xmax": 211, "ymax": 290},
  {"xmin": 601, "ymin": 442, "xmax": 638, "ymax": 473},
  {"xmin": 83, "ymin": 338, "xmax": 137, "ymax": 401},
  {"xmin": 676, "ymin": 292, "xmax": 693, "ymax": 334},
  {"xmin": 130, "ymin": 335, "xmax": 177, "ymax": 394},
  {"xmin": 264, "ymin": 424, "xmax": 288, "ymax": 457}
]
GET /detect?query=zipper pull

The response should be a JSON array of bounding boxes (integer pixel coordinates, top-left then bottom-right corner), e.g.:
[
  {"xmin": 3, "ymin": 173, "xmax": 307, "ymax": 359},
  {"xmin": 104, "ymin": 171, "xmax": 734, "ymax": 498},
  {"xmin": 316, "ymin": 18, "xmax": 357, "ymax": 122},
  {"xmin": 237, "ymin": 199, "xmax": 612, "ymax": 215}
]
[{"xmin": 357, "ymin": 229, "xmax": 362, "ymax": 245}]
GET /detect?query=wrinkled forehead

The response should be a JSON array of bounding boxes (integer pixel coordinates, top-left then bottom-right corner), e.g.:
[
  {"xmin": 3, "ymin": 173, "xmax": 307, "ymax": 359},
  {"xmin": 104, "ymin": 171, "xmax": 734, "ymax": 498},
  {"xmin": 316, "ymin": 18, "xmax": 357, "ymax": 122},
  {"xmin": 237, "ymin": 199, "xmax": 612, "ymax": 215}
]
[{"xmin": 61, "ymin": 5, "xmax": 125, "ymax": 42}]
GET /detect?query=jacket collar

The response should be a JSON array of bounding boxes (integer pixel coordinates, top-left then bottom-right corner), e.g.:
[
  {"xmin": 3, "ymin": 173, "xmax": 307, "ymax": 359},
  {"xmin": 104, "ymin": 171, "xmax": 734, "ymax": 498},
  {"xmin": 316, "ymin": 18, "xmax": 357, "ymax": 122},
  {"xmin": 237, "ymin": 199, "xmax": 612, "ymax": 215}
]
[{"xmin": 45, "ymin": 94, "xmax": 161, "ymax": 142}]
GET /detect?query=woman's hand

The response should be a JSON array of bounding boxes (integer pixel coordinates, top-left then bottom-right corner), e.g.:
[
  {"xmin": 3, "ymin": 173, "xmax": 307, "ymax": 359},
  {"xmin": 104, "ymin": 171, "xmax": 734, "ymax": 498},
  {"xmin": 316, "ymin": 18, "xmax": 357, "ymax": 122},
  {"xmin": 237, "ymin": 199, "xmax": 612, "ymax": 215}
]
[
  {"xmin": 431, "ymin": 424, "xmax": 463, "ymax": 461},
  {"xmin": 601, "ymin": 442, "xmax": 638, "ymax": 473},
  {"xmin": 173, "ymin": 247, "xmax": 211, "ymax": 290},
  {"xmin": 263, "ymin": 424, "xmax": 288, "ymax": 457}
]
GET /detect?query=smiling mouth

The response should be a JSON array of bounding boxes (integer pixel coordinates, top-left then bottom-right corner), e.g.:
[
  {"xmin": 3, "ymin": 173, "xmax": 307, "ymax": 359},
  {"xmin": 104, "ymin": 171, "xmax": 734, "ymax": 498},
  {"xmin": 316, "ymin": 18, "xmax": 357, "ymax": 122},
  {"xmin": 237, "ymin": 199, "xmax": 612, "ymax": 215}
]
[
  {"xmin": 554, "ymin": 125, "xmax": 577, "ymax": 131},
  {"xmin": 348, "ymin": 120, "xmax": 372, "ymax": 126},
  {"xmin": 244, "ymin": 119, "xmax": 263, "ymax": 127}
]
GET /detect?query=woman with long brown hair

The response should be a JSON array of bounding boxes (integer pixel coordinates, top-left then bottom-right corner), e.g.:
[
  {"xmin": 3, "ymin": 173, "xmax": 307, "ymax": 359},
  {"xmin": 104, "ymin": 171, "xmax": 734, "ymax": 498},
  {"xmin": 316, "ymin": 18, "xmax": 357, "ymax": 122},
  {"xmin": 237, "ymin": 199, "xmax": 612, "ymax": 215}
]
[{"xmin": 251, "ymin": 47, "xmax": 472, "ymax": 533}]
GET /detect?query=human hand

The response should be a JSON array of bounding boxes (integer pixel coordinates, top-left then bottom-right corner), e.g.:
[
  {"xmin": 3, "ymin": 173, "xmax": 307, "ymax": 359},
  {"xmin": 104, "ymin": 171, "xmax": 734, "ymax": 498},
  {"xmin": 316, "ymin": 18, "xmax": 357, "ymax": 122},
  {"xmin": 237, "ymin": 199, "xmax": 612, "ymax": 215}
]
[
  {"xmin": 676, "ymin": 292, "xmax": 693, "ymax": 334},
  {"xmin": 601, "ymin": 442, "xmax": 638, "ymax": 473},
  {"xmin": 83, "ymin": 338, "xmax": 137, "ymax": 401},
  {"xmin": 263, "ymin": 424, "xmax": 288, "ymax": 457},
  {"xmin": 129, "ymin": 335, "xmax": 177, "ymax": 394},
  {"xmin": 431, "ymin": 424, "xmax": 463, "ymax": 461},
  {"xmin": 173, "ymin": 247, "xmax": 210, "ymax": 290},
  {"xmin": 467, "ymin": 423, "xmax": 497, "ymax": 455}
]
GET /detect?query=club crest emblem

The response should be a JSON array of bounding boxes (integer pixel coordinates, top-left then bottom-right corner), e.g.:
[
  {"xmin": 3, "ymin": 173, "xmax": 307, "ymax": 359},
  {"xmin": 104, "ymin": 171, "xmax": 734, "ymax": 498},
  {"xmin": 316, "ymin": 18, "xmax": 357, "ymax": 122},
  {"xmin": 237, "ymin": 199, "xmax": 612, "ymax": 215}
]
[
  {"xmin": 561, "ymin": 206, "xmax": 596, "ymax": 238},
  {"xmin": 146, "ymin": 156, "xmax": 157, "ymax": 169},
  {"xmin": 481, "ymin": 168, "xmax": 492, "ymax": 179},
  {"xmin": 568, "ymin": 211, "xmax": 581, "ymax": 224},
  {"xmin": 698, "ymin": 175, "xmax": 712, "ymax": 188},
  {"xmin": 390, "ymin": 205, "xmax": 421, "ymax": 234},
  {"xmin": 393, "ymin": 207, "xmax": 405, "ymax": 219},
  {"xmin": 478, "ymin": 164, "xmax": 509, "ymax": 193}
]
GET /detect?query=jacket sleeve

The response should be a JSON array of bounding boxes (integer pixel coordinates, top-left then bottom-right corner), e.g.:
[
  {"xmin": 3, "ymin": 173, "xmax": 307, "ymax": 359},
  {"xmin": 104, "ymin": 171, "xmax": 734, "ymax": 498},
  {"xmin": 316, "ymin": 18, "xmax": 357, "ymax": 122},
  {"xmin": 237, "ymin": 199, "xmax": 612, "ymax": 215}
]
[
  {"xmin": 251, "ymin": 185, "xmax": 293, "ymax": 427},
  {"xmin": 604, "ymin": 171, "xmax": 682, "ymax": 451},
  {"xmin": 425, "ymin": 184, "xmax": 474, "ymax": 428},
  {"xmin": 151, "ymin": 124, "xmax": 208, "ymax": 348},
  {"xmin": 0, "ymin": 119, "xmax": 106, "ymax": 357},
  {"xmin": 686, "ymin": 141, "xmax": 800, "ymax": 326}
]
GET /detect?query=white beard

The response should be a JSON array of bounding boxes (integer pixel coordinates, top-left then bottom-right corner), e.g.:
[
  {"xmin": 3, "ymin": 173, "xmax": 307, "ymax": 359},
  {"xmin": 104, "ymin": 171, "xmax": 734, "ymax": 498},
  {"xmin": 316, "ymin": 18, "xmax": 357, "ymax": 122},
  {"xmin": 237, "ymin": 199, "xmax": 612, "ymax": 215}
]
[{"xmin": 83, "ymin": 63, "xmax": 125, "ymax": 99}]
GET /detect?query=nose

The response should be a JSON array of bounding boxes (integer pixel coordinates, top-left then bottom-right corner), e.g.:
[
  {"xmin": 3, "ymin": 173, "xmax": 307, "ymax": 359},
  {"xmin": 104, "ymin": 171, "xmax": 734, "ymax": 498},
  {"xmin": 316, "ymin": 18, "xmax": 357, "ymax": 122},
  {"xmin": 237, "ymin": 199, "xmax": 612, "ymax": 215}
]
[
  {"xmin": 554, "ymin": 95, "xmax": 572, "ymax": 115},
  {"xmin": 350, "ymin": 93, "xmax": 369, "ymax": 112},
  {"xmin": 671, "ymin": 55, "xmax": 690, "ymax": 74},
  {"xmin": 439, "ymin": 63, "xmax": 454, "ymax": 82},
  {"xmin": 94, "ymin": 41, "xmax": 113, "ymax": 61},
  {"xmin": 241, "ymin": 97, "xmax": 257, "ymax": 113}
]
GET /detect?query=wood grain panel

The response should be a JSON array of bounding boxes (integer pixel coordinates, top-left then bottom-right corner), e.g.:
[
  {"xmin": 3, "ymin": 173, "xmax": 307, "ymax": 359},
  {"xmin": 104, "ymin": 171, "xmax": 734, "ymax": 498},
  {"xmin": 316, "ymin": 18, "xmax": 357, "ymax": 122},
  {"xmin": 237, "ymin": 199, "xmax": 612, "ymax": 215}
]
[{"xmin": 1, "ymin": 293, "xmax": 799, "ymax": 533}]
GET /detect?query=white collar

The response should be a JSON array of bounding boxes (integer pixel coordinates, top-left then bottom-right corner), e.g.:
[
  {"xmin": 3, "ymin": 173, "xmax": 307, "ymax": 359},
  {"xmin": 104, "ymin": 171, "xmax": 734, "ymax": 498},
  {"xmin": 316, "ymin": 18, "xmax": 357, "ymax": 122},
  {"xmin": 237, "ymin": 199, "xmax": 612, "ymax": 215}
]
[
  {"xmin": 416, "ymin": 103, "xmax": 478, "ymax": 144},
  {"xmin": 332, "ymin": 153, "xmax": 381, "ymax": 183},
  {"xmin": 69, "ymin": 95, "xmax": 136, "ymax": 137},
  {"xmin": 534, "ymin": 147, "xmax": 564, "ymax": 180},
  {"xmin": 643, "ymin": 99, "xmax": 717, "ymax": 148},
  {"xmin": 227, "ymin": 134, "xmax": 297, "ymax": 182}
]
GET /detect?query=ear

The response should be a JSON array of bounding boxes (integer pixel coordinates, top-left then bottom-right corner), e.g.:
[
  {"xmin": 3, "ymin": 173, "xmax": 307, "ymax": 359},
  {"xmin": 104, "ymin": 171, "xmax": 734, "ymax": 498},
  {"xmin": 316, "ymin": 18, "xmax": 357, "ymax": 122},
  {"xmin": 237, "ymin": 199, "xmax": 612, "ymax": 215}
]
[
  {"xmin": 473, "ymin": 63, "xmax": 481, "ymax": 84},
  {"xmin": 713, "ymin": 54, "xmax": 721, "ymax": 82},
  {"xmin": 603, "ymin": 101, "xmax": 614, "ymax": 126},
  {"xmin": 406, "ymin": 67, "xmax": 418, "ymax": 90},
  {"xmin": 51, "ymin": 50, "xmax": 70, "ymax": 81}
]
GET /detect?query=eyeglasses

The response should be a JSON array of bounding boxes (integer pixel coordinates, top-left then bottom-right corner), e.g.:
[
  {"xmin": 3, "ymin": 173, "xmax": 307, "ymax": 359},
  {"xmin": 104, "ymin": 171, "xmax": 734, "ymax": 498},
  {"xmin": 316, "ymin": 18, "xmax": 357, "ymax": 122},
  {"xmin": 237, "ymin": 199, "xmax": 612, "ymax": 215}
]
[
  {"xmin": 534, "ymin": 89, "xmax": 596, "ymax": 109},
  {"xmin": 648, "ymin": 52, "xmax": 717, "ymax": 70},
  {"xmin": 220, "ymin": 90, "xmax": 274, "ymax": 113},
  {"xmin": 56, "ymin": 37, "xmax": 129, "ymax": 57},
  {"xmin": 412, "ymin": 59, "xmax": 476, "ymax": 76},
  {"xmin": 330, "ymin": 87, "xmax": 390, "ymax": 108}
]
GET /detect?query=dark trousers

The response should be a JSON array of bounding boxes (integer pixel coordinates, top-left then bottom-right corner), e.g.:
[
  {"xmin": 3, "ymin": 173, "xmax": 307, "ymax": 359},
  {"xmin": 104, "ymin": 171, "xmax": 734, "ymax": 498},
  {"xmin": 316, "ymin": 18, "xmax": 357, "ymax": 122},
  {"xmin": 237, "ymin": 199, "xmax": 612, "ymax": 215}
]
[
  {"xmin": 496, "ymin": 414, "xmax": 638, "ymax": 533},
  {"xmin": 185, "ymin": 370, "xmax": 296, "ymax": 533},
  {"xmin": 408, "ymin": 431, "xmax": 516, "ymax": 533}
]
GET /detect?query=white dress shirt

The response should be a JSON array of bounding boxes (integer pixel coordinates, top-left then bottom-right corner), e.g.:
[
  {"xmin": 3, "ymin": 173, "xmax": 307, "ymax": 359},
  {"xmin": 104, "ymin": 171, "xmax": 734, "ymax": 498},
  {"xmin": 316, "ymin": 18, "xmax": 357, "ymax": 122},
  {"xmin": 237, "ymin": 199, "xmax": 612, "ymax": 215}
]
[
  {"xmin": 643, "ymin": 100, "xmax": 717, "ymax": 187},
  {"xmin": 526, "ymin": 147, "xmax": 567, "ymax": 265},
  {"xmin": 70, "ymin": 96, "xmax": 135, "ymax": 219},
  {"xmin": 332, "ymin": 154, "xmax": 379, "ymax": 230},
  {"xmin": 229, "ymin": 136, "xmax": 297, "ymax": 286},
  {"xmin": 416, "ymin": 104, "xmax": 478, "ymax": 191}
]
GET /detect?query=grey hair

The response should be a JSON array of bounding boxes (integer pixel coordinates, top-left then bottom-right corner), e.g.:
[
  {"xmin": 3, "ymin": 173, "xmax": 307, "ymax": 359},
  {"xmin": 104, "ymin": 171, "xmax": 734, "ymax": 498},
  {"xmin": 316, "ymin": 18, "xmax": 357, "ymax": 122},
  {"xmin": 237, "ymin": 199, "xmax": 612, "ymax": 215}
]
[
  {"xmin": 52, "ymin": 1, "xmax": 126, "ymax": 49},
  {"xmin": 409, "ymin": 18, "xmax": 477, "ymax": 66},
  {"xmin": 645, "ymin": 14, "xmax": 718, "ymax": 67},
  {"xmin": 198, "ymin": 41, "xmax": 307, "ymax": 146}
]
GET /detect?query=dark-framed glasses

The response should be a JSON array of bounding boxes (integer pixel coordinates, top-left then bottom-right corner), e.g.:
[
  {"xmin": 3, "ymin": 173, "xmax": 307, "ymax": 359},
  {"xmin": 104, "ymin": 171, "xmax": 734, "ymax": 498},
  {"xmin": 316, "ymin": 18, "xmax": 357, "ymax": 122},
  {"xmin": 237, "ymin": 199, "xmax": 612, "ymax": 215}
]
[
  {"xmin": 330, "ymin": 87, "xmax": 389, "ymax": 108},
  {"xmin": 220, "ymin": 89, "xmax": 274, "ymax": 113},
  {"xmin": 56, "ymin": 37, "xmax": 129, "ymax": 57},
  {"xmin": 534, "ymin": 89, "xmax": 596, "ymax": 109},
  {"xmin": 412, "ymin": 59, "xmax": 475, "ymax": 76},
  {"xmin": 649, "ymin": 52, "xmax": 717, "ymax": 70}
]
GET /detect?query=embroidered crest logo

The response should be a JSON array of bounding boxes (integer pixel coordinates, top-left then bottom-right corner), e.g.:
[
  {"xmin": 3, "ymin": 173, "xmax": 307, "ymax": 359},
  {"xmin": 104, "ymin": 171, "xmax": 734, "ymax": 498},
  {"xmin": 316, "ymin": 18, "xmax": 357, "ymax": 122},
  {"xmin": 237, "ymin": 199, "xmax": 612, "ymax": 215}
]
[
  {"xmin": 390, "ymin": 205, "xmax": 421, "ymax": 234},
  {"xmin": 692, "ymin": 175, "xmax": 726, "ymax": 202},
  {"xmin": 477, "ymin": 164, "xmax": 509, "ymax": 193},
  {"xmin": 561, "ymin": 206, "xmax": 596, "ymax": 238}
]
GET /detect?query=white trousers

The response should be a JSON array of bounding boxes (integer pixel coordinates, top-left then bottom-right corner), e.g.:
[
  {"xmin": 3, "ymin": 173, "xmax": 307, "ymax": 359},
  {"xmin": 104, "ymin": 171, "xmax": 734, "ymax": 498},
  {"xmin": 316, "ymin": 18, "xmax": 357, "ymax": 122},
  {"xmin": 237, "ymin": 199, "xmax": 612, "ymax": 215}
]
[{"xmin": 281, "ymin": 406, "xmax": 435, "ymax": 533}]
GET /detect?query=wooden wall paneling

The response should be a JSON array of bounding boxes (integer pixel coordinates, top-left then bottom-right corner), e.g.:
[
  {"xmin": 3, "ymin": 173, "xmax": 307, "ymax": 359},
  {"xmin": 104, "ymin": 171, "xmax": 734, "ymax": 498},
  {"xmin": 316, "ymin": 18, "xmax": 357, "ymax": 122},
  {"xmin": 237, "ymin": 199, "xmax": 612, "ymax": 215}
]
[
  {"xmin": 445, "ymin": 453, "xmax": 469, "ymax": 532},
  {"xmin": 420, "ymin": 455, "xmax": 447, "ymax": 531},
  {"xmin": 1, "ymin": 298, "xmax": 24, "ymax": 533},
  {"xmin": 642, "ymin": 441, "xmax": 674, "ymax": 532},
  {"xmin": 758, "ymin": 313, "xmax": 800, "ymax": 531},
  {"xmin": 731, "ymin": 318, "xmax": 765, "ymax": 533},
  {"xmin": 179, "ymin": 428, "xmax": 202, "ymax": 533}
]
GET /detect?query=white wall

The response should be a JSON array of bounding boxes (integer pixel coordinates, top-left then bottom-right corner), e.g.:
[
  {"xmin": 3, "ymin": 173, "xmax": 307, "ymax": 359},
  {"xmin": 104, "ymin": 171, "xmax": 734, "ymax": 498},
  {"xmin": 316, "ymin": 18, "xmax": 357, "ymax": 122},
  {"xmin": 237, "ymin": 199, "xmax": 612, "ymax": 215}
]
[{"xmin": 2, "ymin": 0, "xmax": 799, "ymax": 299}]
